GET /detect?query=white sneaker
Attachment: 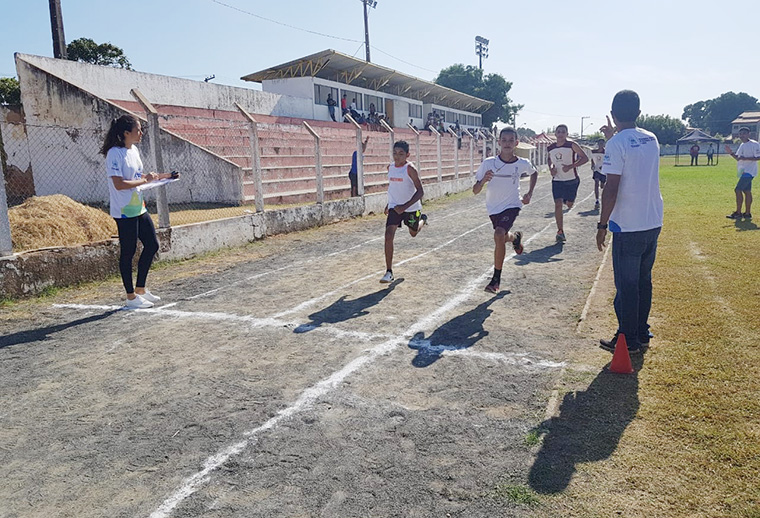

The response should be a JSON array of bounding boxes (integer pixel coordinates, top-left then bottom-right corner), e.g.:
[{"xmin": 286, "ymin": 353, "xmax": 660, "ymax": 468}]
[
  {"xmin": 139, "ymin": 290, "xmax": 161, "ymax": 303},
  {"xmin": 125, "ymin": 295, "xmax": 154, "ymax": 309},
  {"xmin": 380, "ymin": 271, "xmax": 394, "ymax": 283}
]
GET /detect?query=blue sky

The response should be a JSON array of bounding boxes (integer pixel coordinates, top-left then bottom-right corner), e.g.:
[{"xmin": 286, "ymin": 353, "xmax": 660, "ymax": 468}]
[{"xmin": 0, "ymin": 0, "xmax": 753, "ymax": 134}]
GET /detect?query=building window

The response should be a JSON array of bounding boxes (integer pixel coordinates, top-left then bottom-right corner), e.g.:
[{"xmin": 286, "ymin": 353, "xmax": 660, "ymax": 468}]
[
  {"xmin": 408, "ymin": 104, "xmax": 422, "ymax": 118},
  {"xmin": 364, "ymin": 94, "xmax": 383, "ymax": 114},
  {"xmin": 314, "ymin": 84, "xmax": 339, "ymax": 106},
  {"xmin": 342, "ymin": 90, "xmax": 363, "ymax": 111}
]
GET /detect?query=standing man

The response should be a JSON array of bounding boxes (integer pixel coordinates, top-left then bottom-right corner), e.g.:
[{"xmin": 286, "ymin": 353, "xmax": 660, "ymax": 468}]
[
  {"xmin": 706, "ymin": 143, "xmax": 715, "ymax": 165},
  {"xmin": 341, "ymin": 94, "xmax": 348, "ymax": 116},
  {"xmin": 548, "ymin": 124, "xmax": 588, "ymax": 242},
  {"xmin": 725, "ymin": 126, "xmax": 760, "ymax": 220},
  {"xmin": 326, "ymin": 94, "xmax": 337, "ymax": 122},
  {"xmin": 690, "ymin": 143, "xmax": 700, "ymax": 166},
  {"xmin": 597, "ymin": 90, "xmax": 663, "ymax": 355}
]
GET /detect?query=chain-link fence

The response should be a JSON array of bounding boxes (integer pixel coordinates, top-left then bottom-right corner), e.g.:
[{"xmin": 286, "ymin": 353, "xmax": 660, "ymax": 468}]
[{"xmin": 1, "ymin": 109, "xmax": 483, "ymax": 255}]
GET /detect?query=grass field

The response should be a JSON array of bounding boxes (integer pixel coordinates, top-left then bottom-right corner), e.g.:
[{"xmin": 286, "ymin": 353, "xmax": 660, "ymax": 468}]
[{"xmin": 539, "ymin": 157, "xmax": 760, "ymax": 517}]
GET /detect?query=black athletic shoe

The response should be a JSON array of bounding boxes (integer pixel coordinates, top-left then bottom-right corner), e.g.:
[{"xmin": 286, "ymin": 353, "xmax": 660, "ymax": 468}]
[
  {"xmin": 727, "ymin": 212, "xmax": 742, "ymax": 219},
  {"xmin": 599, "ymin": 332, "xmax": 644, "ymax": 353},
  {"xmin": 743, "ymin": 213, "xmax": 752, "ymax": 220},
  {"xmin": 512, "ymin": 231, "xmax": 523, "ymax": 254}
]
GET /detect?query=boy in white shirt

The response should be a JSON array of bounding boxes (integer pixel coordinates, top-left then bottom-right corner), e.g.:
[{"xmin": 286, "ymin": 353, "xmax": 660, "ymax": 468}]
[
  {"xmin": 590, "ymin": 138, "xmax": 607, "ymax": 210},
  {"xmin": 473, "ymin": 127, "xmax": 538, "ymax": 293},
  {"xmin": 725, "ymin": 126, "xmax": 760, "ymax": 220}
]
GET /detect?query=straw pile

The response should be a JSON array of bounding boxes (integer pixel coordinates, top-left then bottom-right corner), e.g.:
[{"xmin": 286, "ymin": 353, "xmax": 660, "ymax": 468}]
[{"xmin": 8, "ymin": 195, "xmax": 117, "ymax": 252}]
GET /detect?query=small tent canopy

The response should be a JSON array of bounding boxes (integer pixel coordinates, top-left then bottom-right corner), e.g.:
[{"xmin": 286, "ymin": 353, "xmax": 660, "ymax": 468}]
[{"xmin": 676, "ymin": 129, "xmax": 720, "ymax": 166}]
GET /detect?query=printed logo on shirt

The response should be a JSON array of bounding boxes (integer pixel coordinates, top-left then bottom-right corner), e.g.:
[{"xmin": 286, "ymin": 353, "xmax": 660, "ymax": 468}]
[
  {"xmin": 110, "ymin": 160, "xmax": 120, "ymax": 172},
  {"xmin": 628, "ymin": 137, "xmax": 640, "ymax": 148},
  {"xmin": 389, "ymin": 177, "xmax": 404, "ymax": 182}
]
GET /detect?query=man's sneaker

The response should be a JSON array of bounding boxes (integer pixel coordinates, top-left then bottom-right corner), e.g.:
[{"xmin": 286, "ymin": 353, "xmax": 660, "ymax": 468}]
[
  {"xmin": 556, "ymin": 230, "xmax": 566, "ymax": 242},
  {"xmin": 743, "ymin": 213, "xmax": 752, "ymax": 219},
  {"xmin": 380, "ymin": 271, "xmax": 394, "ymax": 283},
  {"xmin": 484, "ymin": 281, "xmax": 500, "ymax": 294},
  {"xmin": 512, "ymin": 231, "xmax": 524, "ymax": 254},
  {"xmin": 416, "ymin": 214, "xmax": 428, "ymax": 232},
  {"xmin": 727, "ymin": 212, "xmax": 742, "ymax": 219},
  {"xmin": 125, "ymin": 295, "xmax": 154, "ymax": 310},
  {"xmin": 600, "ymin": 333, "xmax": 643, "ymax": 353},
  {"xmin": 138, "ymin": 290, "xmax": 161, "ymax": 303},
  {"xmin": 594, "ymin": 200, "xmax": 600, "ymax": 210}
]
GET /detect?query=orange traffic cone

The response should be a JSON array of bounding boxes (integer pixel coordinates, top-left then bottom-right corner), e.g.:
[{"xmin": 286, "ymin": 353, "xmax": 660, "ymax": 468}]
[{"xmin": 609, "ymin": 333, "xmax": 634, "ymax": 374}]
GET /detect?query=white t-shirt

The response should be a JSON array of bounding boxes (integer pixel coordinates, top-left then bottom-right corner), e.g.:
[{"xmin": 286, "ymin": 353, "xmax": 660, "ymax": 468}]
[
  {"xmin": 603, "ymin": 127, "xmax": 663, "ymax": 232},
  {"xmin": 387, "ymin": 162, "xmax": 423, "ymax": 212},
  {"xmin": 106, "ymin": 146, "xmax": 147, "ymax": 219},
  {"xmin": 548, "ymin": 144, "xmax": 577, "ymax": 181},
  {"xmin": 591, "ymin": 151, "xmax": 605, "ymax": 173},
  {"xmin": 736, "ymin": 139, "xmax": 760, "ymax": 177},
  {"xmin": 475, "ymin": 156, "xmax": 535, "ymax": 215}
]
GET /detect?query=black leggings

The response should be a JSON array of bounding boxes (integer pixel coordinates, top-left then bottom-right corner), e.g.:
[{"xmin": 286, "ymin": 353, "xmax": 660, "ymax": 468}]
[{"xmin": 115, "ymin": 212, "xmax": 159, "ymax": 294}]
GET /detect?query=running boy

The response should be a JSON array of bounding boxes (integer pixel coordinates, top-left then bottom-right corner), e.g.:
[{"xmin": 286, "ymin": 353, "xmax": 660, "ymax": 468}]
[
  {"xmin": 590, "ymin": 138, "xmax": 606, "ymax": 210},
  {"xmin": 380, "ymin": 140, "xmax": 427, "ymax": 283},
  {"xmin": 548, "ymin": 124, "xmax": 588, "ymax": 242},
  {"xmin": 473, "ymin": 127, "xmax": 538, "ymax": 294}
]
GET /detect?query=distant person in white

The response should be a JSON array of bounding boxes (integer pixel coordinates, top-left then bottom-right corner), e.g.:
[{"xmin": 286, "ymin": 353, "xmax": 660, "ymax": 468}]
[
  {"xmin": 597, "ymin": 90, "xmax": 664, "ymax": 355},
  {"xmin": 724, "ymin": 126, "xmax": 760, "ymax": 220}
]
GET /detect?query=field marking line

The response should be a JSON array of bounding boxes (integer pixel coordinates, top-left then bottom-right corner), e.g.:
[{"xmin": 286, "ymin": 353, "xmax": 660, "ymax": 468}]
[
  {"xmin": 148, "ymin": 207, "xmax": 565, "ymax": 518},
  {"xmin": 576, "ymin": 241, "xmax": 612, "ymax": 332}
]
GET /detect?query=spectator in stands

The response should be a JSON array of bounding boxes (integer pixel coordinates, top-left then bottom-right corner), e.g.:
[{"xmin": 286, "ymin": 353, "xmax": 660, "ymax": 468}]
[
  {"xmin": 455, "ymin": 120, "xmax": 462, "ymax": 149},
  {"xmin": 349, "ymin": 136, "xmax": 370, "ymax": 197},
  {"xmin": 409, "ymin": 119, "xmax": 418, "ymax": 131},
  {"xmin": 341, "ymin": 94, "xmax": 348, "ymax": 116},
  {"xmin": 101, "ymin": 114, "xmax": 177, "ymax": 309},
  {"xmin": 690, "ymin": 143, "xmax": 700, "ymax": 166},
  {"xmin": 706, "ymin": 143, "xmax": 715, "ymax": 165},
  {"xmin": 326, "ymin": 94, "xmax": 337, "ymax": 122},
  {"xmin": 368, "ymin": 103, "xmax": 379, "ymax": 131},
  {"xmin": 349, "ymin": 98, "xmax": 363, "ymax": 123}
]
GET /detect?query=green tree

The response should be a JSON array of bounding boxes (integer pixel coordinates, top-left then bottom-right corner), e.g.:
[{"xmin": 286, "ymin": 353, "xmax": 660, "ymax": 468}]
[
  {"xmin": 66, "ymin": 38, "xmax": 132, "ymax": 69},
  {"xmin": 637, "ymin": 114, "xmax": 686, "ymax": 145},
  {"xmin": 516, "ymin": 127, "xmax": 536, "ymax": 140},
  {"xmin": 434, "ymin": 64, "xmax": 521, "ymax": 127},
  {"xmin": 0, "ymin": 77, "xmax": 21, "ymax": 105},
  {"xmin": 682, "ymin": 92, "xmax": 759, "ymax": 135}
]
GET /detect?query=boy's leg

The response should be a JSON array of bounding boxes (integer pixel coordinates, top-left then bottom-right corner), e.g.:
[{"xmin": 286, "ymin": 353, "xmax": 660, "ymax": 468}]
[
  {"xmin": 736, "ymin": 188, "xmax": 744, "ymax": 214},
  {"xmin": 554, "ymin": 198, "xmax": 564, "ymax": 231},
  {"xmin": 745, "ymin": 190, "xmax": 752, "ymax": 215},
  {"xmin": 384, "ymin": 224, "xmax": 397, "ymax": 272},
  {"xmin": 594, "ymin": 179, "xmax": 600, "ymax": 201},
  {"xmin": 494, "ymin": 228, "xmax": 507, "ymax": 270}
]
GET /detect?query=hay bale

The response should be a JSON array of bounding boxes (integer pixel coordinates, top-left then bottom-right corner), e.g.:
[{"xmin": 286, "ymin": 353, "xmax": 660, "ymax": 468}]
[{"xmin": 8, "ymin": 195, "xmax": 118, "ymax": 252}]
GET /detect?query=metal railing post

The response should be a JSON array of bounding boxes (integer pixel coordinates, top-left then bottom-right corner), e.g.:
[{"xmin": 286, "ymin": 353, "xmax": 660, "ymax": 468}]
[
  {"xmin": 235, "ymin": 103, "xmax": 264, "ymax": 213},
  {"xmin": 131, "ymin": 89, "xmax": 170, "ymax": 228},
  {"xmin": 344, "ymin": 114, "xmax": 364, "ymax": 196},
  {"xmin": 465, "ymin": 129, "xmax": 475, "ymax": 176},
  {"xmin": 302, "ymin": 121, "xmax": 323, "ymax": 205},
  {"xmin": 406, "ymin": 123, "xmax": 421, "ymax": 182},
  {"xmin": 380, "ymin": 119, "xmax": 394, "ymax": 165},
  {"xmin": 478, "ymin": 129, "xmax": 487, "ymax": 160},
  {"xmin": 429, "ymin": 126, "xmax": 442, "ymax": 182},
  {"xmin": 447, "ymin": 126, "xmax": 459, "ymax": 179},
  {"xmin": 0, "ymin": 169, "xmax": 12, "ymax": 257}
]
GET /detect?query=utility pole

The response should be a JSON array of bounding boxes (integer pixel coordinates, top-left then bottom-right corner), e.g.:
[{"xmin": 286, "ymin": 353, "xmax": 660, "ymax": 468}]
[
  {"xmin": 362, "ymin": 0, "xmax": 377, "ymax": 62},
  {"xmin": 475, "ymin": 36, "xmax": 489, "ymax": 70},
  {"xmin": 49, "ymin": 0, "xmax": 67, "ymax": 59}
]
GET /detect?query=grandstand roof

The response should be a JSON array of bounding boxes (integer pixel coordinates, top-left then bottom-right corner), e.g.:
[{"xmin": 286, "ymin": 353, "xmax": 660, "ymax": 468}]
[{"xmin": 242, "ymin": 49, "xmax": 493, "ymax": 114}]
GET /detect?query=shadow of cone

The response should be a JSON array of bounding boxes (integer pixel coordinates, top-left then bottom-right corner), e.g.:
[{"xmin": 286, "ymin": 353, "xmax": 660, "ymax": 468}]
[{"xmin": 609, "ymin": 333, "xmax": 634, "ymax": 374}]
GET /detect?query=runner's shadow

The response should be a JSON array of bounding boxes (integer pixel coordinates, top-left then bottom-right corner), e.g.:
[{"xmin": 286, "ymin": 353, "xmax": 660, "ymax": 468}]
[
  {"xmin": 513, "ymin": 243, "xmax": 564, "ymax": 265},
  {"xmin": 408, "ymin": 291, "xmax": 508, "ymax": 367},
  {"xmin": 733, "ymin": 219, "xmax": 758, "ymax": 231},
  {"xmin": 293, "ymin": 279, "xmax": 404, "ymax": 333},
  {"xmin": 527, "ymin": 355, "xmax": 644, "ymax": 494},
  {"xmin": 577, "ymin": 208, "xmax": 599, "ymax": 217},
  {"xmin": 0, "ymin": 310, "xmax": 119, "ymax": 350}
]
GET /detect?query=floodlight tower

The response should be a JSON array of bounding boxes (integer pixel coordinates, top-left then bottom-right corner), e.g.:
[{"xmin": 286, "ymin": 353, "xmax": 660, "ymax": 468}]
[
  {"xmin": 362, "ymin": 0, "xmax": 378, "ymax": 62},
  {"xmin": 475, "ymin": 36, "xmax": 489, "ymax": 70},
  {"xmin": 49, "ymin": 0, "xmax": 67, "ymax": 59}
]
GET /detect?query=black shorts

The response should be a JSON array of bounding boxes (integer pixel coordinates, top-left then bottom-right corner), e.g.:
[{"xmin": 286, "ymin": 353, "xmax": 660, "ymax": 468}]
[
  {"xmin": 489, "ymin": 207, "xmax": 520, "ymax": 231},
  {"xmin": 593, "ymin": 171, "xmax": 607, "ymax": 184},
  {"xmin": 552, "ymin": 177, "xmax": 580, "ymax": 202},
  {"xmin": 349, "ymin": 173, "xmax": 357, "ymax": 189},
  {"xmin": 386, "ymin": 209, "xmax": 423, "ymax": 229}
]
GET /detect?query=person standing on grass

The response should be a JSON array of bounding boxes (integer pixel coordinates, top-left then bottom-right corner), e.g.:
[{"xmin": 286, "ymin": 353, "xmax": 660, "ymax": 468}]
[
  {"xmin": 380, "ymin": 140, "xmax": 427, "ymax": 284},
  {"xmin": 596, "ymin": 90, "xmax": 663, "ymax": 355},
  {"xmin": 473, "ymin": 127, "xmax": 537, "ymax": 294},
  {"xmin": 707, "ymin": 143, "xmax": 715, "ymax": 165},
  {"xmin": 349, "ymin": 136, "xmax": 369, "ymax": 197},
  {"xmin": 590, "ymin": 138, "xmax": 607, "ymax": 210},
  {"xmin": 101, "ymin": 114, "xmax": 176, "ymax": 309},
  {"xmin": 725, "ymin": 126, "xmax": 760, "ymax": 220},
  {"xmin": 690, "ymin": 143, "xmax": 700, "ymax": 166},
  {"xmin": 548, "ymin": 124, "xmax": 588, "ymax": 243}
]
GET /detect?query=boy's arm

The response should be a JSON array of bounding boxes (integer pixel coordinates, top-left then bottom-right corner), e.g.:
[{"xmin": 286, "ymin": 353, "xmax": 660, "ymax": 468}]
[
  {"xmin": 395, "ymin": 164, "xmax": 424, "ymax": 213},
  {"xmin": 522, "ymin": 170, "xmax": 538, "ymax": 204},
  {"xmin": 570, "ymin": 142, "xmax": 589, "ymax": 169},
  {"xmin": 547, "ymin": 152, "xmax": 557, "ymax": 176}
]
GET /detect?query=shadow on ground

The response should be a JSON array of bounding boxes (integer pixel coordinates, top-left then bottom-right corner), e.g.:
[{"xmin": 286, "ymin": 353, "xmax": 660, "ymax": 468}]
[
  {"xmin": 528, "ymin": 354, "xmax": 644, "ymax": 494},
  {"xmin": 0, "ymin": 310, "xmax": 119, "ymax": 350},
  {"xmin": 733, "ymin": 219, "xmax": 758, "ymax": 231},
  {"xmin": 407, "ymin": 291, "xmax": 508, "ymax": 367},
  {"xmin": 577, "ymin": 208, "xmax": 600, "ymax": 218},
  {"xmin": 293, "ymin": 279, "xmax": 404, "ymax": 333},
  {"xmin": 514, "ymin": 243, "xmax": 564, "ymax": 265}
]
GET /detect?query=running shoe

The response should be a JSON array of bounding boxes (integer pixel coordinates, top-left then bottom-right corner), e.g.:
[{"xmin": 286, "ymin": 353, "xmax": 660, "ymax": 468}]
[
  {"xmin": 380, "ymin": 271, "xmax": 394, "ymax": 283},
  {"xmin": 139, "ymin": 290, "xmax": 161, "ymax": 303},
  {"xmin": 125, "ymin": 295, "xmax": 153, "ymax": 310},
  {"xmin": 556, "ymin": 230, "xmax": 566, "ymax": 242},
  {"xmin": 743, "ymin": 213, "xmax": 752, "ymax": 220},
  {"xmin": 416, "ymin": 213, "xmax": 428, "ymax": 232},
  {"xmin": 484, "ymin": 281, "xmax": 500, "ymax": 294},
  {"xmin": 512, "ymin": 231, "xmax": 524, "ymax": 254},
  {"xmin": 726, "ymin": 212, "xmax": 742, "ymax": 219},
  {"xmin": 594, "ymin": 200, "xmax": 600, "ymax": 210}
]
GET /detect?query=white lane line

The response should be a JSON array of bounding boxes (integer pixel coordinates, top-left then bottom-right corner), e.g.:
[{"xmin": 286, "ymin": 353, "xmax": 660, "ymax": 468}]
[
  {"xmin": 148, "ymin": 203, "xmax": 571, "ymax": 518},
  {"xmin": 442, "ymin": 349, "xmax": 566, "ymax": 369},
  {"xmin": 576, "ymin": 241, "xmax": 611, "ymax": 331}
]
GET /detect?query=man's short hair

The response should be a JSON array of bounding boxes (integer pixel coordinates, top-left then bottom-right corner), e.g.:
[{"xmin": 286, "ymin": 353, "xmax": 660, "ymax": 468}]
[
  {"xmin": 499, "ymin": 126, "xmax": 518, "ymax": 138},
  {"xmin": 597, "ymin": 138, "xmax": 606, "ymax": 144},
  {"xmin": 611, "ymin": 90, "xmax": 640, "ymax": 123},
  {"xmin": 739, "ymin": 126, "xmax": 750, "ymax": 133},
  {"xmin": 555, "ymin": 124, "xmax": 568, "ymax": 132},
  {"xmin": 393, "ymin": 140, "xmax": 410, "ymax": 153}
]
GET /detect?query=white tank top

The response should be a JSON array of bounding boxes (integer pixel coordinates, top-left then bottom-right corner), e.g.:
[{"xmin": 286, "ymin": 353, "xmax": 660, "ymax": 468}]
[{"xmin": 387, "ymin": 162, "xmax": 422, "ymax": 212}]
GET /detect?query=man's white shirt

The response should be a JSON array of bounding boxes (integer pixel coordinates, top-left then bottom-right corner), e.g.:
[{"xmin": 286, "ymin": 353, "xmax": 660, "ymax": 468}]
[{"xmin": 736, "ymin": 139, "xmax": 760, "ymax": 177}]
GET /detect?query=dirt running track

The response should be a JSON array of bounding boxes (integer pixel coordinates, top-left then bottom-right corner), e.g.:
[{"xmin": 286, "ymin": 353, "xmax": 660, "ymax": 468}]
[{"xmin": 1, "ymin": 170, "xmax": 614, "ymax": 518}]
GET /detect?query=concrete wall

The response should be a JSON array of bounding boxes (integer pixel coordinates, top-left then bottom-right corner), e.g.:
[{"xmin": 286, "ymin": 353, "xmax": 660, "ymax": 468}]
[
  {"xmin": 0, "ymin": 106, "xmax": 34, "ymax": 205},
  {"xmin": 16, "ymin": 53, "xmax": 313, "ymax": 118}
]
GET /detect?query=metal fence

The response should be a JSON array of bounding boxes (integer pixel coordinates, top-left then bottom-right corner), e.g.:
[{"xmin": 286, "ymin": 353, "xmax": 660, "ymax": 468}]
[{"xmin": 0, "ymin": 99, "xmax": 481, "ymax": 255}]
